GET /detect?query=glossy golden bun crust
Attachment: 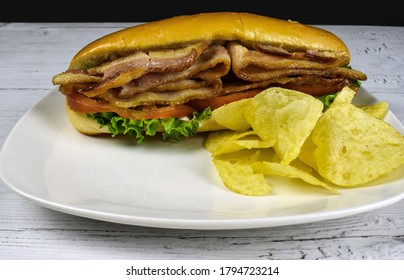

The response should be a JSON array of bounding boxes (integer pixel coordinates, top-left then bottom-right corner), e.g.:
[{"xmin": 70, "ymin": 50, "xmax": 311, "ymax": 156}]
[
  {"xmin": 69, "ymin": 12, "xmax": 350, "ymax": 69},
  {"xmin": 65, "ymin": 103, "xmax": 225, "ymax": 135},
  {"xmin": 65, "ymin": 12, "xmax": 351, "ymax": 136}
]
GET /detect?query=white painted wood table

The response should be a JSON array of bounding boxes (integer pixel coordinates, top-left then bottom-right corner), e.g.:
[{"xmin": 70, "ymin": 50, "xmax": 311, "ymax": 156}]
[{"xmin": 0, "ymin": 22, "xmax": 403, "ymax": 260}]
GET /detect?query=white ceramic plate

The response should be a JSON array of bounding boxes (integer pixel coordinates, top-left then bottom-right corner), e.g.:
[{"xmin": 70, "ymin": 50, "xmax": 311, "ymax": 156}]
[{"xmin": 1, "ymin": 88, "xmax": 403, "ymax": 230}]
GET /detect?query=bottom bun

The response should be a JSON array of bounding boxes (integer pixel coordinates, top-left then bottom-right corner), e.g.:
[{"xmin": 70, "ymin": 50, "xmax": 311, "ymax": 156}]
[{"xmin": 65, "ymin": 101, "xmax": 225, "ymax": 136}]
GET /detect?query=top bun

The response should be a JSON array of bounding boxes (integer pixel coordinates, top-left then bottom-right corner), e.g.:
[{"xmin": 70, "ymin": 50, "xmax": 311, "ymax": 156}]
[{"xmin": 69, "ymin": 12, "xmax": 350, "ymax": 69}]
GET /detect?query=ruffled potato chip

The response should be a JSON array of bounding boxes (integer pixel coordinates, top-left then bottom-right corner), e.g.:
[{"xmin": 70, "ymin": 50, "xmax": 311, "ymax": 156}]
[
  {"xmin": 300, "ymin": 100, "xmax": 404, "ymax": 187},
  {"xmin": 204, "ymin": 130, "xmax": 275, "ymax": 156},
  {"xmin": 206, "ymin": 86, "xmax": 403, "ymax": 196},
  {"xmin": 252, "ymin": 161, "xmax": 339, "ymax": 194},
  {"xmin": 213, "ymin": 159, "xmax": 271, "ymax": 196},
  {"xmin": 359, "ymin": 101, "xmax": 389, "ymax": 119},
  {"xmin": 211, "ymin": 98, "xmax": 251, "ymax": 131},
  {"xmin": 245, "ymin": 87, "xmax": 323, "ymax": 165},
  {"xmin": 332, "ymin": 86, "xmax": 355, "ymax": 104}
]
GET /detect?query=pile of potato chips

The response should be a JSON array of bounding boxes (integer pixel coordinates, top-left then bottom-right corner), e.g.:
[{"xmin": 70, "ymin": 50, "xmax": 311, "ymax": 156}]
[{"xmin": 205, "ymin": 87, "xmax": 404, "ymax": 196}]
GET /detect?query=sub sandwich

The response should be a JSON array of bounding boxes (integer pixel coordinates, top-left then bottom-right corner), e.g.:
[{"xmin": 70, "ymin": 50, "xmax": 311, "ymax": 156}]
[{"xmin": 52, "ymin": 12, "xmax": 367, "ymax": 143}]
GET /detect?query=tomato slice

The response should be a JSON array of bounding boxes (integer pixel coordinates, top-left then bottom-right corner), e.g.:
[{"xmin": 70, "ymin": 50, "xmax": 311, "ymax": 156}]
[
  {"xmin": 66, "ymin": 92, "xmax": 195, "ymax": 120},
  {"xmin": 141, "ymin": 104, "xmax": 195, "ymax": 119},
  {"xmin": 67, "ymin": 89, "xmax": 263, "ymax": 121},
  {"xmin": 67, "ymin": 92, "xmax": 113, "ymax": 113}
]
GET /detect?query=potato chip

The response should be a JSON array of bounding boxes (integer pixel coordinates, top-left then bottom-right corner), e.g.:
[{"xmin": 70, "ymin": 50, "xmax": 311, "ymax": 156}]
[
  {"xmin": 298, "ymin": 132, "xmax": 318, "ymax": 170},
  {"xmin": 204, "ymin": 130, "xmax": 275, "ymax": 156},
  {"xmin": 298, "ymin": 87, "xmax": 355, "ymax": 171},
  {"xmin": 290, "ymin": 158, "xmax": 314, "ymax": 174},
  {"xmin": 252, "ymin": 161, "xmax": 339, "ymax": 194},
  {"xmin": 244, "ymin": 87, "xmax": 323, "ymax": 165},
  {"xmin": 332, "ymin": 86, "xmax": 356, "ymax": 104},
  {"xmin": 206, "ymin": 85, "xmax": 403, "ymax": 196},
  {"xmin": 211, "ymin": 98, "xmax": 251, "ymax": 131},
  {"xmin": 212, "ymin": 150, "xmax": 268, "ymax": 165},
  {"xmin": 300, "ymin": 100, "xmax": 404, "ymax": 187},
  {"xmin": 359, "ymin": 101, "xmax": 389, "ymax": 119},
  {"xmin": 228, "ymin": 130, "xmax": 257, "ymax": 140},
  {"xmin": 204, "ymin": 130, "xmax": 254, "ymax": 154},
  {"xmin": 213, "ymin": 159, "xmax": 271, "ymax": 196}
]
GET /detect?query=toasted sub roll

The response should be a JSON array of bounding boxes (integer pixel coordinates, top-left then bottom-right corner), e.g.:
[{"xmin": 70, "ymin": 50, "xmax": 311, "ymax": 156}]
[{"xmin": 52, "ymin": 12, "xmax": 367, "ymax": 141}]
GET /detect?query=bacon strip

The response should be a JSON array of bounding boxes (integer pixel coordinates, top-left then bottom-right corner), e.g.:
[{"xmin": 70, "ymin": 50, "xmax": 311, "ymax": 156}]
[
  {"xmin": 229, "ymin": 42, "xmax": 350, "ymax": 71},
  {"xmin": 253, "ymin": 43, "xmax": 345, "ymax": 62},
  {"xmin": 53, "ymin": 40, "xmax": 368, "ymax": 119},
  {"xmin": 228, "ymin": 42, "xmax": 367, "ymax": 84},
  {"xmin": 117, "ymin": 45, "xmax": 230, "ymax": 99},
  {"xmin": 101, "ymin": 79, "xmax": 222, "ymax": 107},
  {"xmin": 88, "ymin": 42, "xmax": 208, "ymax": 76}
]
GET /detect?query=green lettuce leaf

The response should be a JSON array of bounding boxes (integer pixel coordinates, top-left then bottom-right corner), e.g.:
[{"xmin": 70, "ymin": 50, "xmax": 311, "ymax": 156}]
[
  {"xmin": 316, "ymin": 93, "xmax": 338, "ymax": 111},
  {"xmin": 87, "ymin": 107, "xmax": 212, "ymax": 144}
]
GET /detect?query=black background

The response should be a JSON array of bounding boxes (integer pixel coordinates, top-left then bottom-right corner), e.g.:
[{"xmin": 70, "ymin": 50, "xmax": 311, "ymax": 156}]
[{"xmin": 1, "ymin": 0, "xmax": 403, "ymax": 26}]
